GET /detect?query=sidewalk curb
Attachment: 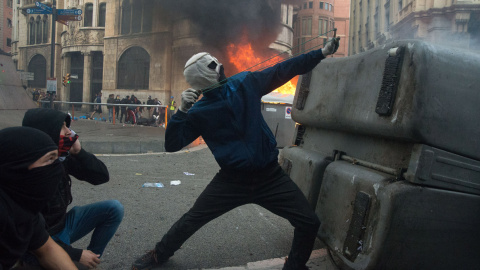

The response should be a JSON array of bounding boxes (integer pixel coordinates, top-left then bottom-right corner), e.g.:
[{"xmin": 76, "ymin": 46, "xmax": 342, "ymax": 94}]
[{"xmin": 201, "ymin": 249, "xmax": 330, "ymax": 270}]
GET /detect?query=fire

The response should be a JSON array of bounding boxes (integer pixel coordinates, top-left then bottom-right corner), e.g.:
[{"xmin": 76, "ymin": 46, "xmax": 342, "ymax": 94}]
[{"xmin": 226, "ymin": 39, "xmax": 298, "ymax": 96}]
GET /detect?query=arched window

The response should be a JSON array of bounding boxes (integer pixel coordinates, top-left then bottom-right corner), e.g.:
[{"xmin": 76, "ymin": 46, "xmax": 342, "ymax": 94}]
[
  {"xmin": 117, "ymin": 46, "xmax": 150, "ymax": 89},
  {"xmin": 121, "ymin": 0, "xmax": 131, "ymax": 34},
  {"xmin": 28, "ymin": 54, "xmax": 47, "ymax": 88},
  {"xmin": 29, "ymin": 17, "xmax": 35, "ymax": 45},
  {"xmin": 42, "ymin": 15, "xmax": 48, "ymax": 43},
  {"xmin": 121, "ymin": 0, "xmax": 153, "ymax": 35},
  {"xmin": 36, "ymin": 16, "xmax": 42, "ymax": 44},
  {"xmin": 84, "ymin": 3, "xmax": 93, "ymax": 27},
  {"xmin": 98, "ymin": 3, "xmax": 106, "ymax": 27}
]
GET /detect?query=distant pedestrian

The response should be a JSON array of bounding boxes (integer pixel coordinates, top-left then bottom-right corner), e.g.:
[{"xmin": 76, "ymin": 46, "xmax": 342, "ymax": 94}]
[
  {"xmin": 32, "ymin": 89, "xmax": 40, "ymax": 101},
  {"xmin": 114, "ymin": 95, "xmax": 121, "ymax": 120},
  {"xmin": 120, "ymin": 95, "xmax": 130, "ymax": 123},
  {"xmin": 146, "ymin": 96, "xmax": 154, "ymax": 119},
  {"xmin": 90, "ymin": 92, "xmax": 103, "ymax": 120},
  {"xmin": 167, "ymin": 96, "xmax": 176, "ymax": 122},
  {"xmin": 152, "ymin": 98, "xmax": 163, "ymax": 127},
  {"xmin": 107, "ymin": 94, "xmax": 115, "ymax": 122},
  {"xmin": 126, "ymin": 95, "xmax": 137, "ymax": 125}
]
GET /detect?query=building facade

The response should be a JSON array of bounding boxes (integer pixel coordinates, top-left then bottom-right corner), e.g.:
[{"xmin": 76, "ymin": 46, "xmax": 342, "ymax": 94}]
[
  {"xmin": 1, "ymin": 0, "xmax": 13, "ymax": 53},
  {"xmin": 293, "ymin": 0, "xmax": 350, "ymax": 58},
  {"xmin": 349, "ymin": 0, "xmax": 480, "ymax": 55},
  {"xmin": 11, "ymin": 0, "xmax": 295, "ymax": 112}
]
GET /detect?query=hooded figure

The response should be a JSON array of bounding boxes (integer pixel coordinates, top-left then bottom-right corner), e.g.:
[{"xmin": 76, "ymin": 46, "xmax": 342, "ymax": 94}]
[
  {"xmin": 0, "ymin": 126, "xmax": 64, "ymax": 269},
  {"xmin": 22, "ymin": 108, "xmax": 122, "ymax": 267}
]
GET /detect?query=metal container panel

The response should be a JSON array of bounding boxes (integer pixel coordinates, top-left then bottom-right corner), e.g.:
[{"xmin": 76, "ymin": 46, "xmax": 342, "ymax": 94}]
[
  {"xmin": 279, "ymin": 146, "xmax": 331, "ymax": 210},
  {"xmin": 317, "ymin": 161, "xmax": 480, "ymax": 270},
  {"xmin": 405, "ymin": 144, "xmax": 480, "ymax": 195},
  {"xmin": 292, "ymin": 40, "xmax": 480, "ymax": 161}
]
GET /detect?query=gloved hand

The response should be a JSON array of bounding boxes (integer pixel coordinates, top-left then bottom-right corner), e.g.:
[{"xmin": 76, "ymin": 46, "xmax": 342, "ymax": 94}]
[
  {"xmin": 321, "ymin": 37, "xmax": 340, "ymax": 56},
  {"xmin": 179, "ymin": 88, "xmax": 200, "ymax": 113}
]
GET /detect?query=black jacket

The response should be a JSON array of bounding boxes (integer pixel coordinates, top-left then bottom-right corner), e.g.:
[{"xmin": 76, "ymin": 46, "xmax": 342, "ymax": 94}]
[
  {"xmin": 22, "ymin": 108, "xmax": 109, "ymax": 261},
  {"xmin": 120, "ymin": 98, "xmax": 129, "ymax": 112}
]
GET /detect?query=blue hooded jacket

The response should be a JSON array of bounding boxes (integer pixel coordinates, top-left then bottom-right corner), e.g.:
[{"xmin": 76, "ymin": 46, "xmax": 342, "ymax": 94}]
[{"xmin": 165, "ymin": 49, "xmax": 326, "ymax": 172}]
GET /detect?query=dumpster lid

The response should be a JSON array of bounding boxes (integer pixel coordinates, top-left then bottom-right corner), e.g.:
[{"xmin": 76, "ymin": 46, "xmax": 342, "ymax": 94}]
[{"xmin": 261, "ymin": 92, "xmax": 294, "ymax": 104}]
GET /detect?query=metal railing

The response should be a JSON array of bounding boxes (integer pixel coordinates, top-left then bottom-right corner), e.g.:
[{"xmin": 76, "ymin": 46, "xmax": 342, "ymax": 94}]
[{"xmin": 39, "ymin": 100, "xmax": 172, "ymax": 126}]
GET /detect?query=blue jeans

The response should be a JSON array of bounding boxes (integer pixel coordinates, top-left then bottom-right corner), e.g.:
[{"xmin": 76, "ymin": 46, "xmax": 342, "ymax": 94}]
[
  {"xmin": 52, "ymin": 200, "xmax": 124, "ymax": 256},
  {"xmin": 108, "ymin": 108, "xmax": 113, "ymax": 122}
]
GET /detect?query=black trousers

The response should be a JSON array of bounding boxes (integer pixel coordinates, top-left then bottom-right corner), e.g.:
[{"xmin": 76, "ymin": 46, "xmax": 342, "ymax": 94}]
[
  {"xmin": 155, "ymin": 164, "xmax": 320, "ymax": 269},
  {"xmin": 120, "ymin": 110, "xmax": 126, "ymax": 122}
]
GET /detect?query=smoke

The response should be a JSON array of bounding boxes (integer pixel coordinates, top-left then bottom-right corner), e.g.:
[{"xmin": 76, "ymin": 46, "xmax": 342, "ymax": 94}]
[{"xmin": 158, "ymin": 0, "xmax": 287, "ymax": 50}]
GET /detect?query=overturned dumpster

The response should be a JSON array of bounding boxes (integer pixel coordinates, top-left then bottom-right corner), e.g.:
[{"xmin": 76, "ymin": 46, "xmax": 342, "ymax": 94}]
[{"xmin": 279, "ymin": 40, "xmax": 480, "ymax": 269}]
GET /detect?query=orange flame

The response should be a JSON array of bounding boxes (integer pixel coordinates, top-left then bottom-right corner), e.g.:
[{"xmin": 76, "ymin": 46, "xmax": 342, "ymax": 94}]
[{"xmin": 226, "ymin": 39, "xmax": 297, "ymax": 96}]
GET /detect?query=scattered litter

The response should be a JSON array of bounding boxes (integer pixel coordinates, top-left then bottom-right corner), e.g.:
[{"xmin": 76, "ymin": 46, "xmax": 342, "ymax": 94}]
[
  {"xmin": 170, "ymin": 180, "xmax": 181, "ymax": 186},
  {"xmin": 135, "ymin": 173, "xmax": 142, "ymax": 175},
  {"xmin": 142, "ymin": 183, "xmax": 164, "ymax": 188},
  {"xmin": 183, "ymin": 172, "xmax": 195, "ymax": 176}
]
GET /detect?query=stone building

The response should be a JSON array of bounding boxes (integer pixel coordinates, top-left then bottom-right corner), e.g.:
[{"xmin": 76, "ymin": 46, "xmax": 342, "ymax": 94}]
[
  {"xmin": 293, "ymin": 0, "xmax": 350, "ymax": 58},
  {"xmin": 11, "ymin": 0, "xmax": 295, "ymax": 112},
  {"xmin": 349, "ymin": 0, "xmax": 480, "ymax": 55}
]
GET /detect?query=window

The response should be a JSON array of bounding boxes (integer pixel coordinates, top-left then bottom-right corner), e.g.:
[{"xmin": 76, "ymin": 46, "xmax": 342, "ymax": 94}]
[
  {"xmin": 36, "ymin": 16, "xmax": 42, "ymax": 44},
  {"xmin": 117, "ymin": 46, "xmax": 150, "ymax": 89},
  {"xmin": 7, "ymin": 19, "xmax": 12, "ymax": 28},
  {"xmin": 29, "ymin": 17, "xmax": 35, "ymax": 45},
  {"xmin": 84, "ymin": 3, "xmax": 93, "ymax": 27},
  {"xmin": 320, "ymin": 2, "xmax": 324, "ymax": 9},
  {"xmin": 319, "ymin": 19, "xmax": 324, "ymax": 35},
  {"xmin": 121, "ymin": 0, "xmax": 131, "ymax": 34},
  {"xmin": 28, "ymin": 54, "xmax": 47, "ymax": 88},
  {"xmin": 7, "ymin": 0, "xmax": 12, "ymax": 8},
  {"xmin": 302, "ymin": 17, "xmax": 312, "ymax": 36},
  {"xmin": 121, "ymin": 0, "xmax": 153, "ymax": 35},
  {"xmin": 398, "ymin": 0, "xmax": 403, "ymax": 10},
  {"xmin": 98, "ymin": 3, "xmax": 106, "ymax": 27},
  {"xmin": 42, "ymin": 15, "xmax": 48, "ymax": 43},
  {"xmin": 7, "ymin": 38, "xmax": 12, "ymax": 47},
  {"xmin": 303, "ymin": 3, "xmax": 307, "ymax": 9},
  {"xmin": 132, "ymin": 3, "xmax": 142, "ymax": 33},
  {"xmin": 309, "ymin": 1, "xmax": 313, "ymax": 8}
]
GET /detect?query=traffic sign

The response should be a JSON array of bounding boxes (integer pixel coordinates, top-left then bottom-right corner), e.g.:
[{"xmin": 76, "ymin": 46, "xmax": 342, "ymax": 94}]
[
  {"xmin": 57, "ymin": 19, "xmax": 69, "ymax": 26},
  {"xmin": 26, "ymin": 8, "xmax": 52, "ymax": 14},
  {"xmin": 20, "ymin": 72, "xmax": 34, "ymax": 80},
  {"xmin": 57, "ymin": 14, "xmax": 82, "ymax": 21},
  {"xmin": 70, "ymin": 74, "xmax": 79, "ymax": 79},
  {"xmin": 35, "ymin": 1, "xmax": 52, "ymax": 12},
  {"xmin": 57, "ymin": 9, "xmax": 82, "ymax": 15},
  {"xmin": 47, "ymin": 78, "xmax": 57, "ymax": 94}
]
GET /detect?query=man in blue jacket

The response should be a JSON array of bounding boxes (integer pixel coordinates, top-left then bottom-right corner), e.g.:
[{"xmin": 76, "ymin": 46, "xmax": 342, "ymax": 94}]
[{"xmin": 132, "ymin": 38, "xmax": 339, "ymax": 270}]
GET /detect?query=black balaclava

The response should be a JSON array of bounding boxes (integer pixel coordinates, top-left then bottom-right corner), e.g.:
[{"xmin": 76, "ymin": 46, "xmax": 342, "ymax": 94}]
[
  {"xmin": 22, "ymin": 108, "xmax": 77, "ymax": 157},
  {"xmin": 22, "ymin": 108, "xmax": 71, "ymax": 145},
  {"xmin": 0, "ymin": 127, "xmax": 64, "ymax": 213}
]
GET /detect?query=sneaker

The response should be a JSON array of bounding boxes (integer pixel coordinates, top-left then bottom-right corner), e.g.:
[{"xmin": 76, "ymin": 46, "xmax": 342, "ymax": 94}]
[{"xmin": 131, "ymin": 250, "xmax": 166, "ymax": 270}]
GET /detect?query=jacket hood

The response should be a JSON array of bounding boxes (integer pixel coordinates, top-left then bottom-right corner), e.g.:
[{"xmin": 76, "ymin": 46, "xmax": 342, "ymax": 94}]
[{"xmin": 22, "ymin": 108, "xmax": 71, "ymax": 146}]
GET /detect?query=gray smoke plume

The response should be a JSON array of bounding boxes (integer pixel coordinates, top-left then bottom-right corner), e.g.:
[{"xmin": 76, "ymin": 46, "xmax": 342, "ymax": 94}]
[{"xmin": 159, "ymin": 0, "xmax": 290, "ymax": 51}]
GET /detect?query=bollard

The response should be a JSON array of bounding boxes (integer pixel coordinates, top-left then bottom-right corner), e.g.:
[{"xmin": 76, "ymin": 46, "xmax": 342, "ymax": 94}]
[{"xmin": 165, "ymin": 107, "xmax": 169, "ymax": 128}]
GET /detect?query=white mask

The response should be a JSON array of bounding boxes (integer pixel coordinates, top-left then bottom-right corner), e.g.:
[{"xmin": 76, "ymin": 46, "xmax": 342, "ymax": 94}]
[{"xmin": 184, "ymin": 52, "xmax": 223, "ymax": 90}]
